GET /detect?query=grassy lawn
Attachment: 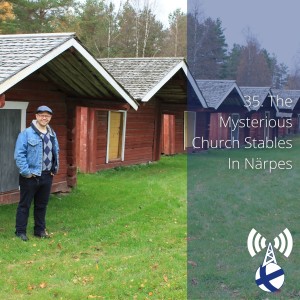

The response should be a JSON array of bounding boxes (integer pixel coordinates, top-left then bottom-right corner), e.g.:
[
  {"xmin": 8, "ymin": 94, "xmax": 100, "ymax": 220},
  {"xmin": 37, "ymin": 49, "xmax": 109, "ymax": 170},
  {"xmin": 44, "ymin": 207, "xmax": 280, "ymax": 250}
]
[
  {"xmin": 188, "ymin": 136, "xmax": 300, "ymax": 299},
  {"xmin": 0, "ymin": 155, "xmax": 187, "ymax": 299}
]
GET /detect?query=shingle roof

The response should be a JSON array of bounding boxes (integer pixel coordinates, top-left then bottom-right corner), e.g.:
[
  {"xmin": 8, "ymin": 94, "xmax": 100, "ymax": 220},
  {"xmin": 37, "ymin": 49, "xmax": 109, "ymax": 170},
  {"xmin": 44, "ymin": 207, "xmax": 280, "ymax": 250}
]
[
  {"xmin": 0, "ymin": 33, "xmax": 138, "ymax": 109},
  {"xmin": 196, "ymin": 80, "xmax": 246, "ymax": 109},
  {"xmin": 99, "ymin": 57, "xmax": 207, "ymax": 107},
  {"xmin": 99, "ymin": 58, "xmax": 183, "ymax": 100},
  {"xmin": 0, "ymin": 33, "xmax": 74, "ymax": 84},
  {"xmin": 271, "ymin": 89, "xmax": 300, "ymax": 110},
  {"xmin": 240, "ymin": 86, "xmax": 272, "ymax": 110}
]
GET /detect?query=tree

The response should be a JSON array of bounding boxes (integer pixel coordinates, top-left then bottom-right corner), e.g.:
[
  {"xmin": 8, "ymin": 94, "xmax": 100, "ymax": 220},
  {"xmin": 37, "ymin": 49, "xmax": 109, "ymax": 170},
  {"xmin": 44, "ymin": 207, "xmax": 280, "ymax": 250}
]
[
  {"xmin": 161, "ymin": 9, "xmax": 186, "ymax": 57},
  {"xmin": 187, "ymin": 14, "xmax": 227, "ymax": 79},
  {"xmin": 116, "ymin": 0, "xmax": 164, "ymax": 57},
  {"xmin": 286, "ymin": 56, "xmax": 300, "ymax": 89},
  {"xmin": 0, "ymin": 1, "xmax": 15, "ymax": 33},
  {"xmin": 187, "ymin": 4, "xmax": 204, "ymax": 77},
  {"xmin": 76, "ymin": 0, "xmax": 121, "ymax": 58},
  {"xmin": 236, "ymin": 34, "xmax": 272, "ymax": 86},
  {"xmin": 264, "ymin": 52, "xmax": 289, "ymax": 89},
  {"xmin": 0, "ymin": 1, "xmax": 14, "ymax": 21},
  {"xmin": 222, "ymin": 44, "xmax": 242, "ymax": 79},
  {"xmin": 8, "ymin": 0, "xmax": 76, "ymax": 33},
  {"xmin": 115, "ymin": 0, "xmax": 137, "ymax": 56}
]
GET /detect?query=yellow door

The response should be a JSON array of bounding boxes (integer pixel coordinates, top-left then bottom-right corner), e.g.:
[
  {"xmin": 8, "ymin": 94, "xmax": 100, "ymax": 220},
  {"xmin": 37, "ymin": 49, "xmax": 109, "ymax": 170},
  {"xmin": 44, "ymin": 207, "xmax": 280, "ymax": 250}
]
[{"xmin": 109, "ymin": 112, "xmax": 123, "ymax": 160}]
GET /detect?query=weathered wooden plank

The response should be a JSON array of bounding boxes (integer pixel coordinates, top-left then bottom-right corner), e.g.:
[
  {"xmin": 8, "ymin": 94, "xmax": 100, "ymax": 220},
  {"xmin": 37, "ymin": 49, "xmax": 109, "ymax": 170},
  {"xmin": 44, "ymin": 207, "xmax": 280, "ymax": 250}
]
[
  {"xmin": 63, "ymin": 50, "xmax": 118, "ymax": 99},
  {"xmin": 44, "ymin": 61, "xmax": 95, "ymax": 96}
]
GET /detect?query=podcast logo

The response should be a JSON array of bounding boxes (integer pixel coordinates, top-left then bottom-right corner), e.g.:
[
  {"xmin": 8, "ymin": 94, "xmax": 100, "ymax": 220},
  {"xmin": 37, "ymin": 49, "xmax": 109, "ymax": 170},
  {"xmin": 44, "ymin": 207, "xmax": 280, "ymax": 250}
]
[{"xmin": 247, "ymin": 228, "xmax": 293, "ymax": 292}]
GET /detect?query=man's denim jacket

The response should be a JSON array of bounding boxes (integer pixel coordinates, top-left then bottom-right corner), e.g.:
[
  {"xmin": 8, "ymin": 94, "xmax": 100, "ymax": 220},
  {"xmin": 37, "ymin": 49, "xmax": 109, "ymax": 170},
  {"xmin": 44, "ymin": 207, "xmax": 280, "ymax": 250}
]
[{"xmin": 14, "ymin": 120, "xmax": 59, "ymax": 177}]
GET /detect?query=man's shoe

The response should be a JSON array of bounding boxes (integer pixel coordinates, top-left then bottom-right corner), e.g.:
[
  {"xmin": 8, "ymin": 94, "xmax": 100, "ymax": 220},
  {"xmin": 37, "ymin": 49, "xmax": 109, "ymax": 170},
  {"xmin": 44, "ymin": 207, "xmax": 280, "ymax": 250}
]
[
  {"xmin": 16, "ymin": 233, "xmax": 29, "ymax": 241},
  {"xmin": 34, "ymin": 231, "xmax": 50, "ymax": 238}
]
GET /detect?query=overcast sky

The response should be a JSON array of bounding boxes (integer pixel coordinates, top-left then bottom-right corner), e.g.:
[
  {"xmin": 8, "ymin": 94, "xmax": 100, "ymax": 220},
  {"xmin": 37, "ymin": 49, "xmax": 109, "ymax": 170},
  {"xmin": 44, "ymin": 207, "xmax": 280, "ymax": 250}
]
[
  {"xmin": 154, "ymin": 0, "xmax": 187, "ymax": 26},
  {"xmin": 189, "ymin": 0, "xmax": 300, "ymax": 70},
  {"xmin": 111, "ymin": 0, "xmax": 187, "ymax": 27}
]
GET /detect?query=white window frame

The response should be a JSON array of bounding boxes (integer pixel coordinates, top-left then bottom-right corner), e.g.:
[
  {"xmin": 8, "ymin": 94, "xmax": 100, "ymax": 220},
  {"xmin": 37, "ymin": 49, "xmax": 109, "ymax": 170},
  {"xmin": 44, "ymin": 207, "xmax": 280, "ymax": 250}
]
[
  {"xmin": 106, "ymin": 110, "xmax": 127, "ymax": 163},
  {"xmin": 264, "ymin": 111, "xmax": 270, "ymax": 141},
  {"xmin": 0, "ymin": 101, "xmax": 29, "ymax": 131},
  {"xmin": 184, "ymin": 111, "xmax": 196, "ymax": 150},
  {"xmin": 231, "ymin": 113, "xmax": 240, "ymax": 142}
]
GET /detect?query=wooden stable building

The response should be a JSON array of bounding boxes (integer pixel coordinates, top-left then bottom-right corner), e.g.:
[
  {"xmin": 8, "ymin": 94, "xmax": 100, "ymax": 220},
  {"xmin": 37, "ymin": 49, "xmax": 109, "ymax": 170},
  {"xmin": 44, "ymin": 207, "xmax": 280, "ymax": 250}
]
[
  {"xmin": 240, "ymin": 87, "xmax": 278, "ymax": 141},
  {"xmin": 0, "ymin": 33, "xmax": 137, "ymax": 204},
  {"xmin": 271, "ymin": 89, "xmax": 300, "ymax": 137},
  {"xmin": 195, "ymin": 80, "xmax": 249, "ymax": 149},
  {"xmin": 76, "ymin": 57, "xmax": 207, "ymax": 173}
]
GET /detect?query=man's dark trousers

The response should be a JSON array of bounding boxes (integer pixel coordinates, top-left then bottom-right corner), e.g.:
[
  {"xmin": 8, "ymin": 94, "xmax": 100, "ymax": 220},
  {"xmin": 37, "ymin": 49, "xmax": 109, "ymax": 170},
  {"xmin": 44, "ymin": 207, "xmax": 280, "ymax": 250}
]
[{"xmin": 15, "ymin": 172, "xmax": 53, "ymax": 235}]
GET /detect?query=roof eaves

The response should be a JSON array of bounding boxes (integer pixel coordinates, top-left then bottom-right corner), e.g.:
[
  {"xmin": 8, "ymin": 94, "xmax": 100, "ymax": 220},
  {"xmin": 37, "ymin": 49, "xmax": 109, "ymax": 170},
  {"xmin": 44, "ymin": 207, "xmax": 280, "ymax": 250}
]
[
  {"xmin": 234, "ymin": 83, "xmax": 250, "ymax": 111},
  {"xmin": 141, "ymin": 60, "xmax": 183, "ymax": 102},
  {"xmin": 138, "ymin": 60, "xmax": 171, "ymax": 96},
  {"xmin": 182, "ymin": 63, "xmax": 207, "ymax": 108},
  {"xmin": 0, "ymin": 32, "xmax": 76, "ymax": 39},
  {"xmin": 141, "ymin": 60, "xmax": 207, "ymax": 108},
  {"xmin": 71, "ymin": 42, "xmax": 138, "ymax": 110},
  {"xmin": 214, "ymin": 82, "xmax": 249, "ymax": 111},
  {"xmin": 0, "ymin": 36, "xmax": 138, "ymax": 110},
  {"xmin": 0, "ymin": 38, "xmax": 75, "ymax": 95},
  {"xmin": 240, "ymin": 86, "xmax": 271, "ymax": 111}
]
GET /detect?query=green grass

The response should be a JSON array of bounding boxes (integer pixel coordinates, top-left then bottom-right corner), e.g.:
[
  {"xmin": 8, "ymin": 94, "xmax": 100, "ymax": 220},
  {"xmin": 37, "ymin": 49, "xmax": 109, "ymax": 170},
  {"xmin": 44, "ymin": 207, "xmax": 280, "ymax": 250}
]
[
  {"xmin": 0, "ymin": 156, "xmax": 187, "ymax": 299},
  {"xmin": 3, "ymin": 137, "xmax": 300, "ymax": 299},
  {"xmin": 188, "ymin": 136, "xmax": 300, "ymax": 299}
]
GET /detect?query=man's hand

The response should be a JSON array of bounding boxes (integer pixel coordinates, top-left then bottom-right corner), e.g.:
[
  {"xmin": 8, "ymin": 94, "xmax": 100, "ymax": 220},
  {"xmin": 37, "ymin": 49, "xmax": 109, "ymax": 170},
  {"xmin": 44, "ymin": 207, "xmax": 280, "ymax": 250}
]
[{"xmin": 25, "ymin": 174, "xmax": 36, "ymax": 178}]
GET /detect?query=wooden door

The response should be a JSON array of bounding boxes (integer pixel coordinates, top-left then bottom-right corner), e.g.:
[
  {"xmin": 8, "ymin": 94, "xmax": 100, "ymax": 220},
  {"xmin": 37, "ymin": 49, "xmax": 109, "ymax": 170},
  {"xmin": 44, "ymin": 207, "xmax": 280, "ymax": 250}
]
[
  {"xmin": 0, "ymin": 109, "xmax": 21, "ymax": 192},
  {"xmin": 161, "ymin": 114, "xmax": 175, "ymax": 155},
  {"xmin": 108, "ymin": 111, "xmax": 123, "ymax": 161}
]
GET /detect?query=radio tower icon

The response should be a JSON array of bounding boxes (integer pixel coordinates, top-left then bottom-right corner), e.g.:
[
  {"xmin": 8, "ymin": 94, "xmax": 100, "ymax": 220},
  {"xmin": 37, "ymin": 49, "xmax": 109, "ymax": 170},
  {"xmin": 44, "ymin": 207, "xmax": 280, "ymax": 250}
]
[{"xmin": 255, "ymin": 243, "xmax": 285, "ymax": 292}]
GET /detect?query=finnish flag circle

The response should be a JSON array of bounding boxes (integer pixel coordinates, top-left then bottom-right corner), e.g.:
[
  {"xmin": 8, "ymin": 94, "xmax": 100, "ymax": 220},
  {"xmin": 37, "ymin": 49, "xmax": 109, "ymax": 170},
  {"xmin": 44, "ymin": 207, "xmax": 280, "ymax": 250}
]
[{"xmin": 255, "ymin": 263, "xmax": 285, "ymax": 292}]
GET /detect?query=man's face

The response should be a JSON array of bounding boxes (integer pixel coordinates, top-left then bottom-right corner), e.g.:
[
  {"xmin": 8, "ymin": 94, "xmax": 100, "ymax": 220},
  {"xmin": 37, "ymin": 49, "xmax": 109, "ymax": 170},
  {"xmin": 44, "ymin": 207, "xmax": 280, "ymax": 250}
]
[{"xmin": 36, "ymin": 112, "xmax": 52, "ymax": 127}]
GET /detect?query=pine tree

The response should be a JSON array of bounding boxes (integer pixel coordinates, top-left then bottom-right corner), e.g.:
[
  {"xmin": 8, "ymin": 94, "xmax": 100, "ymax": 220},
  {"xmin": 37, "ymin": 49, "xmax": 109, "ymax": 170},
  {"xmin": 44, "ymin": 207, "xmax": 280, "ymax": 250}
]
[
  {"xmin": 163, "ymin": 9, "xmax": 186, "ymax": 57},
  {"xmin": 9, "ymin": 0, "xmax": 76, "ymax": 33},
  {"xmin": 222, "ymin": 44, "xmax": 242, "ymax": 79},
  {"xmin": 187, "ymin": 14, "xmax": 228, "ymax": 79}
]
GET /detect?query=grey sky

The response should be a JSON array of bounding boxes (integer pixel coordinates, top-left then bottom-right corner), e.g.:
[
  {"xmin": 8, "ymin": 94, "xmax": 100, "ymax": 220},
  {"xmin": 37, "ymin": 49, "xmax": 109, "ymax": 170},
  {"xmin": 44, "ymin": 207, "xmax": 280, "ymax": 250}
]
[
  {"xmin": 111, "ymin": 0, "xmax": 187, "ymax": 27},
  {"xmin": 189, "ymin": 0, "xmax": 300, "ymax": 70}
]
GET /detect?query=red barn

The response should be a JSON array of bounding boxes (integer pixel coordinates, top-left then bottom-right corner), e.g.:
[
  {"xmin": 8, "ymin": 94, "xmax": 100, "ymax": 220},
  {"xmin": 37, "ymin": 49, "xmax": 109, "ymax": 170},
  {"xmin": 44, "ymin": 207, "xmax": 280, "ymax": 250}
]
[
  {"xmin": 77, "ymin": 58, "xmax": 207, "ymax": 172},
  {"xmin": 195, "ymin": 80, "xmax": 249, "ymax": 149},
  {"xmin": 0, "ymin": 33, "xmax": 137, "ymax": 204},
  {"xmin": 271, "ymin": 89, "xmax": 300, "ymax": 137},
  {"xmin": 240, "ymin": 87, "xmax": 278, "ymax": 141}
]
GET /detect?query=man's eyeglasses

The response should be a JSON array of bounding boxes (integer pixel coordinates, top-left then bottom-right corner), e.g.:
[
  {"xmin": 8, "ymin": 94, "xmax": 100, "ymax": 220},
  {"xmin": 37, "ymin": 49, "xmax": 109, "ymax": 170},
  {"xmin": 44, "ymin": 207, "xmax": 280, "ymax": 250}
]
[{"xmin": 37, "ymin": 114, "xmax": 52, "ymax": 119}]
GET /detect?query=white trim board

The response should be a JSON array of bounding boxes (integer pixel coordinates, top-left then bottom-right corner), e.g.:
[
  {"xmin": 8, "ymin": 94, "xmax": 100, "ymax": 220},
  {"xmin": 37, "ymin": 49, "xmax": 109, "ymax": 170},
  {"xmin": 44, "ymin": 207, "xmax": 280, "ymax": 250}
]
[
  {"xmin": 0, "ymin": 101, "xmax": 29, "ymax": 131},
  {"xmin": 106, "ymin": 110, "xmax": 127, "ymax": 164},
  {"xmin": 141, "ymin": 61, "xmax": 207, "ymax": 108},
  {"xmin": 0, "ymin": 38, "xmax": 138, "ymax": 110}
]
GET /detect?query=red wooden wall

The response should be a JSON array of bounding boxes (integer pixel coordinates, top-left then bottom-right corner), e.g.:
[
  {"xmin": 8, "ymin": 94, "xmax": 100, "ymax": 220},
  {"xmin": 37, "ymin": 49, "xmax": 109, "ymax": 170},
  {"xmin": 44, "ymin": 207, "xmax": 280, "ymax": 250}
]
[
  {"xmin": 0, "ymin": 73, "xmax": 75, "ymax": 204},
  {"xmin": 77, "ymin": 99, "xmax": 190, "ymax": 173},
  {"xmin": 209, "ymin": 112, "xmax": 247, "ymax": 148},
  {"xmin": 248, "ymin": 110, "xmax": 277, "ymax": 141}
]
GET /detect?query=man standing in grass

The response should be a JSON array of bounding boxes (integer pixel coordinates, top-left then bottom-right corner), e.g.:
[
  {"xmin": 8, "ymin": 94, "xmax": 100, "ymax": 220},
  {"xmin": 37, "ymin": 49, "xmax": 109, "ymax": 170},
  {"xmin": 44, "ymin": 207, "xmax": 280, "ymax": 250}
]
[{"xmin": 14, "ymin": 106, "xmax": 59, "ymax": 241}]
